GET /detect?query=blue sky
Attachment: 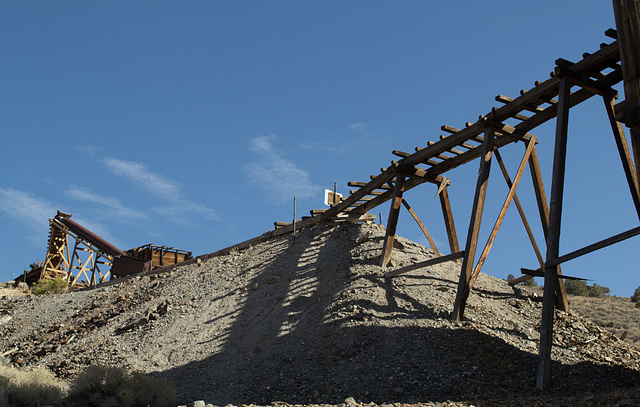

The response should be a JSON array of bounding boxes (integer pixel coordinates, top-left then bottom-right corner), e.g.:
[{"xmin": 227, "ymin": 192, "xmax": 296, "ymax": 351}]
[{"xmin": 2, "ymin": 1, "xmax": 638, "ymax": 297}]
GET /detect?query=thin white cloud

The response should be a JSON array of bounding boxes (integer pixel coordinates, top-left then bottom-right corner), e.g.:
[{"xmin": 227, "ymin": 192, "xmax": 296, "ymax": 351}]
[
  {"xmin": 77, "ymin": 145, "xmax": 101, "ymax": 156},
  {"xmin": 65, "ymin": 187, "xmax": 147, "ymax": 221},
  {"xmin": 349, "ymin": 122, "xmax": 367, "ymax": 132},
  {"xmin": 246, "ymin": 135, "xmax": 317, "ymax": 205},
  {"xmin": 102, "ymin": 158, "xmax": 180, "ymax": 200},
  {"xmin": 0, "ymin": 188, "xmax": 55, "ymax": 242},
  {"xmin": 300, "ymin": 122, "xmax": 375, "ymax": 155},
  {"xmin": 101, "ymin": 157, "xmax": 218, "ymax": 222}
]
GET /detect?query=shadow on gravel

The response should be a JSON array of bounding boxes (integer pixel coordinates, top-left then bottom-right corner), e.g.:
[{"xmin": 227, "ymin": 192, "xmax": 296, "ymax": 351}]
[{"xmin": 157, "ymin": 226, "xmax": 640, "ymax": 405}]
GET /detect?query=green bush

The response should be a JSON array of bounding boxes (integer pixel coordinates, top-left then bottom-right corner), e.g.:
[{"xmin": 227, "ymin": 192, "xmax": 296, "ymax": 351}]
[
  {"xmin": 523, "ymin": 277, "xmax": 538, "ymax": 287},
  {"xmin": 0, "ymin": 364, "xmax": 67, "ymax": 407},
  {"xmin": 631, "ymin": 286, "xmax": 640, "ymax": 303},
  {"xmin": 587, "ymin": 283, "xmax": 610, "ymax": 298},
  {"xmin": 565, "ymin": 280, "xmax": 589, "ymax": 296},
  {"xmin": 31, "ymin": 278, "xmax": 68, "ymax": 295},
  {"xmin": 565, "ymin": 279, "xmax": 610, "ymax": 297},
  {"xmin": 69, "ymin": 366, "xmax": 176, "ymax": 407}
]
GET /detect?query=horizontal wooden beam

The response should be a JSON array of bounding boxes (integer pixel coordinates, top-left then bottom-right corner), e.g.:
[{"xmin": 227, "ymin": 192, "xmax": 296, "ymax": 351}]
[
  {"xmin": 520, "ymin": 268, "xmax": 588, "ymax": 281},
  {"xmin": 525, "ymin": 225, "xmax": 640, "ymax": 275}
]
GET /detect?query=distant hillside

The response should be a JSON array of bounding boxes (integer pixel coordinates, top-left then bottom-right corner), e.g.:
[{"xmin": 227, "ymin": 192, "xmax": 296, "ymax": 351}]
[{"xmin": 569, "ymin": 294, "xmax": 640, "ymax": 344}]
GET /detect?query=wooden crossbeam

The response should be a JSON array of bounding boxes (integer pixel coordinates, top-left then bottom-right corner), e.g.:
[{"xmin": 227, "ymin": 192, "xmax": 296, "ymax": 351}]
[
  {"xmin": 392, "ymin": 150, "xmax": 411, "ymax": 158},
  {"xmin": 524, "ymin": 225, "xmax": 640, "ymax": 275},
  {"xmin": 348, "ymin": 181, "xmax": 391, "ymax": 189},
  {"xmin": 496, "ymin": 146, "xmax": 545, "ymax": 269},
  {"xmin": 399, "ymin": 196, "xmax": 440, "ymax": 256},
  {"xmin": 520, "ymin": 269, "xmax": 587, "ymax": 280},
  {"xmin": 554, "ymin": 63, "xmax": 618, "ymax": 98}
]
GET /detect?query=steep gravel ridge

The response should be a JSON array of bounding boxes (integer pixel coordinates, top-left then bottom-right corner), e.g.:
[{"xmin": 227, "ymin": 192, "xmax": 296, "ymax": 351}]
[{"xmin": 1, "ymin": 222, "xmax": 639, "ymax": 406}]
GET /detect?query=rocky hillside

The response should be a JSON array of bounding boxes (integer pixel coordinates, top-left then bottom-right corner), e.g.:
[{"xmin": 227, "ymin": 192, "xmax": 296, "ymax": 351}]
[{"xmin": 1, "ymin": 222, "xmax": 639, "ymax": 406}]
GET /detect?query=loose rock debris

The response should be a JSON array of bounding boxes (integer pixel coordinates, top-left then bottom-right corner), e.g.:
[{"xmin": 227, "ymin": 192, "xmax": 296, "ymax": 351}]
[{"xmin": 1, "ymin": 223, "xmax": 639, "ymax": 406}]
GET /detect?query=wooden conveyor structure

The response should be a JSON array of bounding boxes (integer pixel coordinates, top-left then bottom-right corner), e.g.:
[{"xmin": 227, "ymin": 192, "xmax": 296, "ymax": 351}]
[
  {"xmin": 40, "ymin": 211, "xmax": 152, "ymax": 287},
  {"xmin": 194, "ymin": 26, "xmax": 638, "ymax": 391}
]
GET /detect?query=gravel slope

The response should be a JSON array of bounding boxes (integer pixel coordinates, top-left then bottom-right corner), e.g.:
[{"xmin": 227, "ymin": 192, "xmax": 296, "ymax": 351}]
[{"xmin": 1, "ymin": 222, "xmax": 639, "ymax": 406}]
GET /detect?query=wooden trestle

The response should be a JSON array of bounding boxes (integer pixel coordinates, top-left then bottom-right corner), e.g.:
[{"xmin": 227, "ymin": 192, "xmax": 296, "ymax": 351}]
[
  {"xmin": 264, "ymin": 27, "xmax": 635, "ymax": 391},
  {"xmin": 131, "ymin": 13, "xmax": 639, "ymax": 392},
  {"xmin": 41, "ymin": 212, "xmax": 114, "ymax": 286}
]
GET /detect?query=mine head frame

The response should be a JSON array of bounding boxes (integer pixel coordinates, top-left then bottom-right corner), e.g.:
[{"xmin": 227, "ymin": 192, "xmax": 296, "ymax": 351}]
[{"xmin": 41, "ymin": 213, "xmax": 114, "ymax": 287}]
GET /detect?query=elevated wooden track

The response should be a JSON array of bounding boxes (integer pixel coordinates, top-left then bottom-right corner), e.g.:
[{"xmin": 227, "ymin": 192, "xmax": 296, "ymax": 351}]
[
  {"xmin": 185, "ymin": 25, "xmax": 638, "ymax": 391},
  {"xmin": 88, "ymin": 4, "xmax": 640, "ymax": 392}
]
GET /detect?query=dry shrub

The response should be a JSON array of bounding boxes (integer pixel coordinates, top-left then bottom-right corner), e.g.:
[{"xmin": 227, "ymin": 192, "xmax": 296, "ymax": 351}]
[
  {"xmin": 118, "ymin": 371, "xmax": 177, "ymax": 407},
  {"xmin": 0, "ymin": 364, "xmax": 67, "ymax": 407},
  {"xmin": 70, "ymin": 365, "xmax": 127, "ymax": 406},
  {"xmin": 70, "ymin": 366, "xmax": 176, "ymax": 407}
]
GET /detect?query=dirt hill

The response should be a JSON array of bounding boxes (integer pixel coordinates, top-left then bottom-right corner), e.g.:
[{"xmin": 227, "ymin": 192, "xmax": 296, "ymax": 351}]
[{"xmin": 1, "ymin": 222, "xmax": 639, "ymax": 406}]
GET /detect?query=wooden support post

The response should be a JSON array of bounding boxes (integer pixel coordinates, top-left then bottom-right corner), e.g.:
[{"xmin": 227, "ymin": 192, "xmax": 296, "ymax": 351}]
[
  {"xmin": 452, "ymin": 125, "xmax": 494, "ymax": 321},
  {"xmin": 380, "ymin": 174, "xmax": 406, "ymax": 267},
  {"xmin": 613, "ymin": 0, "xmax": 640, "ymax": 182},
  {"xmin": 528, "ymin": 143, "xmax": 570, "ymax": 312},
  {"xmin": 603, "ymin": 96, "xmax": 640, "ymax": 220},
  {"xmin": 537, "ymin": 76, "xmax": 571, "ymax": 391},
  {"xmin": 465, "ymin": 139, "xmax": 535, "ymax": 293},
  {"xmin": 439, "ymin": 185, "xmax": 461, "ymax": 259},
  {"xmin": 400, "ymin": 198, "xmax": 441, "ymax": 256}
]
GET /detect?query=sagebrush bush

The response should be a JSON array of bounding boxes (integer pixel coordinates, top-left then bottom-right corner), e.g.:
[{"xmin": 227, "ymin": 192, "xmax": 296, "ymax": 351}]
[
  {"xmin": 70, "ymin": 365, "xmax": 127, "ymax": 406},
  {"xmin": 69, "ymin": 365, "xmax": 176, "ymax": 407},
  {"xmin": 0, "ymin": 364, "xmax": 67, "ymax": 407},
  {"xmin": 118, "ymin": 371, "xmax": 177, "ymax": 407},
  {"xmin": 31, "ymin": 278, "xmax": 68, "ymax": 295}
]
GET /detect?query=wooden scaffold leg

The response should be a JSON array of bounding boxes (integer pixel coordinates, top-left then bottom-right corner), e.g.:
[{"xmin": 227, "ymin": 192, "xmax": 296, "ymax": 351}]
[
  {"xmin": 452, "ymin": 124, "xmax": 494, "ymax": 321},
  {"xmin": 380, "ymin": 174, "xmax": 406, "ymax": 267},
  {"xmin": 528, "ymin": 142, "xmax": 570, "ymax": 312},
  {"xmin": 604, "ymin": 96, "xmax": 640, "ymax": 219},
  {"xmin": 439, "ymin": 184, "xmax": 461, "ymax": 259},
  {"xmin": 537, "ymin": 76, "xmax": 571, "ymax": 391}
]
